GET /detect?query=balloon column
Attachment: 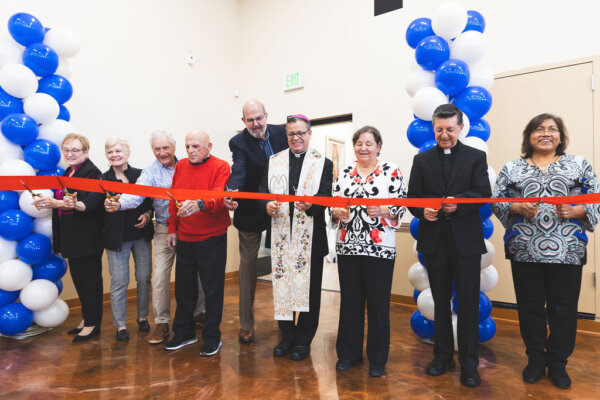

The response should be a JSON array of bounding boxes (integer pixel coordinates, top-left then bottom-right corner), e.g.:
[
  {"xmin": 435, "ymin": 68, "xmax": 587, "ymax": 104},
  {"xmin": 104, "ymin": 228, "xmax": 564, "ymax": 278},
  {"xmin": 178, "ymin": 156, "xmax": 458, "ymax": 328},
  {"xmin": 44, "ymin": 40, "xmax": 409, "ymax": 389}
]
[
  {"xmin": 405, "ymin": 2, "xmax": 499, "ymax": 345},
  {"xmin": 0, "ymin": 12, "xmax": 79, "ymax": 336}
]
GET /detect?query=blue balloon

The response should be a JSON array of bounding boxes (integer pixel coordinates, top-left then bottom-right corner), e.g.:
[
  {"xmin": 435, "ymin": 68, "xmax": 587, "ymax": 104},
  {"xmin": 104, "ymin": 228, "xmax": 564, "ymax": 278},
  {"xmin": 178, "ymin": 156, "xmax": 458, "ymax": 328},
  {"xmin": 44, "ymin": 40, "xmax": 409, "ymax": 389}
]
[
  {"xmin": 0, "ymin": 209, "xmax": 33, "ymax": 241},
  {"xmin": 409, "ymin": 217, "xmax": 420, "ymax": 240},
  {"xmin": 418, "ymin": 139, "xmax": 437, "ymax": 153},
  {"xmin": 54, "ymin": 279, "xmax": 63, "ymax": 295},
  {"xmin": 22, "ymin": 43, "xmax": 59, "ymax": 78},
  {"xmin": 0, "ymin": 89, "xmax": 24, "ymax": 120},
  {"xmin": 1, "ymin": 113, "xmax": 39, "ymax": 145},
  {"xmin": 410, "ymin": 310, "xmax": 434, "ymax": 339},
  {"xmin": 7, "ymin": 13, "xmax": 45, "ymax": 46},
  {"xmin": 467, "ymin": 118, "xmax": 491, "ymax": 142},
  {"xmin": 57, "ymin": 105, "xmax": 70, "ymax": 121},
  {"xmin": 479, "ymin": 292, "xmax": 492, "ymax": 320},
  {"xmin": 453, "ymin": 86, "xmax": 493, "ymax": 121},
  {"xmin": 32, "ymin": 255, "xmax": 67, "ymax": 282},
  {"xmin": 415, "ymin": 35, "xmax": 450, "ymax": 71},
  {"xmin": 405, "ymin": 18, "xmax": 434, "ymax": 49},
  {"xmin": 37, "ymin": 75, "xmax": 73, "ymax": 105},
  {"xmin": 37, "ymin": 166, "xmax": 65, "ymax": 177},
  {"xmin": 17, "ymin": 233, "xmax": 52, "ymax": 265},
  {"xmin": 413, "ymin": 289, "xmax": 421, "ymax": 304},
  {"xmin": 482, "ymin": 218, "xmax": 494, "ymax": 239},
  {"xmin": 407, "ymin": 118, "xmax": 434, "ymax": 148},
  {"xmin": 464, "ymin": 10, "xmax": 486, "ymax": 33},
  {"xmin": 417, "ymin": 252, "xmax": 425, "ymax": 266},
  {"xmin": 479, "ymin": 203, "xmax": 492, "ymax": 220},
  {"xmin": 0, "ymin": 191, "xmax": 20, "ymax": 212},
  {"xmin": 24, "ymin": 139, "xmax": 61, "ymax": 170},
  {"xmin": 0, "ymin": 288, "xmax": 19, "ymax": 308},
  {"xmin": 435, "ymin": 59, "xmax": 470, "ymax": 95},
  {"xmin": 479, "ymin": 316, "xmax": 496, "ymax": 342},
  {"xmin": 452, "ymin": 296, "xmax": 458, "ymax": 314},
  {"xmin": 0, "ymin": 303, "xmax": 33, "ymax": 335}
]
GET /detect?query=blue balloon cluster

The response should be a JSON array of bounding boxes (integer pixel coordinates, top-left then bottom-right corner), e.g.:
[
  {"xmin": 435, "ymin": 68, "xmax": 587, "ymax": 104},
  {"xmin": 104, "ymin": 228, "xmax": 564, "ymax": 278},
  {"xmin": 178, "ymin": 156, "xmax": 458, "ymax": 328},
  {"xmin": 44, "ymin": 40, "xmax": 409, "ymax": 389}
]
[
  {"xmin": 22, "ymin": 43, "xmax": 59, "ymax": 77},
  {"xmin": 17, "ymin": 233, "xmax": 53, "ymax": 265},
  {"xmin": 411, "ymin": 310, "xmax": 434, "ymax": 339},
  {"xmin": 24, "ymin": 139, "xmax": 61, "ymax": 171},
  {"xmin": 0, "ymin": 191, "xmax": 20, "ymax": 212},
  {"xmin": 0, "ymin": 303, "xmax": 33, "ymax": 336},
  {"xmin": 1, "ymin": 113, "xmax": 39, "ymax": 145},
  {"xmin": 0, "ymin": 89, "xmax": 23, "ymax": 120},
  {"xmin": 32, "ymin": 255, "xmax": 67, "ymax": 282},
  {"xmin": 0, "ymin": 209, "xmax": 33, "ymax": 241}
]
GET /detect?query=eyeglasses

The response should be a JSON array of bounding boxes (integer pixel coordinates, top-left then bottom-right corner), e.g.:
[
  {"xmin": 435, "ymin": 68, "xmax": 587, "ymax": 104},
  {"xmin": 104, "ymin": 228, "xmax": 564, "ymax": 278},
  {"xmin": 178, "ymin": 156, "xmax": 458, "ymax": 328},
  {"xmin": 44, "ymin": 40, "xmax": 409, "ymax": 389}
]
[
  {"xmin": 287, "ymin": 131, "xmax": 309, "ymax": 138},
  {"xmin": 533, "ymin": 127, "xmax": 560, "ymax": 134},
  {"xmin": 244, "ymin": 114, "xmax": 265, "ymax": 125},
  {"xmin": 61, "ymin": 147, "xmax": 83, "ymax": 155}
]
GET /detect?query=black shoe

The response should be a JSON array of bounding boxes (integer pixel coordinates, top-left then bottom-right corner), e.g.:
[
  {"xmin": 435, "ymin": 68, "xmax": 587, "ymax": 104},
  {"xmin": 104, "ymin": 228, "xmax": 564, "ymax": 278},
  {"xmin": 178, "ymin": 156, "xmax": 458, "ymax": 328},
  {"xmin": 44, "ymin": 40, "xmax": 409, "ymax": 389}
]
[
  {"xmin": 200, "ymin": 341, "xmax": 222, "ymax": 357},
  {"xmin": 72, "ymin": 326, "xmax": 100, "ymax": 343},
  {"xmin": 163, "ymin": 336, "xmax": 198, "ymax": 351},
  {"xmin": 369, "ymin": 365, "xmax": 385, "ymax": 377},
  {"xmin": 290, "ymin": 344, "xmax": 310, "ymax": 361},
  {"xmin": 425, "ymin": 358, "xmax": 456, "ymax": 376},
  {"xmin": 548, "ymin": 367, "xmax": 571, "ymax": 389},
  {"xmin": 137, "ymin": 319, "xmax": 150, "ymax": 332},
  {"xmin": 336, "ymin": 358, "xmax": 363, "ymax": 371},
  {"xmin": 67, "ymin": 327, "xmax": 83, "ymax": 335},
  {"xmin": 116, "ymin": 329, "xmax": 130, "ymax": 342},
  {"xmin": 460, "ymin": 369, "xmax": 481, "ymax": 387},
  {"xmin": 273, "ymin": 340, "xmax": 293, "ymax": 357},
  {"xmin": 522, "ymin": 363, "xmax": 545, "ymax": 383}
]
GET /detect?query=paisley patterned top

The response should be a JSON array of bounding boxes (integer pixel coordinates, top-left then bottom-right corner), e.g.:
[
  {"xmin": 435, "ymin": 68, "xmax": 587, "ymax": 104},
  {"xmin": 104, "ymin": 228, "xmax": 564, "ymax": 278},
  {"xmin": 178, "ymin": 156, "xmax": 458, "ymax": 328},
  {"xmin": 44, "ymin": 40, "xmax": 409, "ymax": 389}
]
[
  {"xmin": 491, "ymin": 155, "xmax": 600, "ymax": 265},
  {"xmin": 331, "ymin": 161, "xmax": 407, "ymax": 259}
]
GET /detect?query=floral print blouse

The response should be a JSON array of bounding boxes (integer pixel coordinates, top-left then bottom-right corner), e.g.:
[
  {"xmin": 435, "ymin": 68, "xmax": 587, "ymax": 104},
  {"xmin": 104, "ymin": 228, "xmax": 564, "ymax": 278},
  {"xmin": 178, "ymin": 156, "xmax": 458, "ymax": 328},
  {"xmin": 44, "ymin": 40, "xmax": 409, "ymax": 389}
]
[
  {"xmin": 331, "ymin": 161, "xmax": 407, "ymax": 259},
  {"xmin": 491, "ymin": 155, "xmax": 600, "ymax": 265}
]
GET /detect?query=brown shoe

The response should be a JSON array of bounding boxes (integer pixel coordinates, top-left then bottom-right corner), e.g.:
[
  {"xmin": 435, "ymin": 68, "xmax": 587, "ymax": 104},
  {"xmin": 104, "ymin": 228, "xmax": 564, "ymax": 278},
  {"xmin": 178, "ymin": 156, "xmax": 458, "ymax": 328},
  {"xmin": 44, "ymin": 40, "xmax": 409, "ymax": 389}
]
[
  {"xmin": 239, "ymin": 328, "xmax": 255, "ymax": 344},
  {"xmin": 195, "ymin": 313, "xmax": 205, "ymax": 328},
  {"xmin": 148, "ymin": 323, "xmax": 170, "ymax": 344}
]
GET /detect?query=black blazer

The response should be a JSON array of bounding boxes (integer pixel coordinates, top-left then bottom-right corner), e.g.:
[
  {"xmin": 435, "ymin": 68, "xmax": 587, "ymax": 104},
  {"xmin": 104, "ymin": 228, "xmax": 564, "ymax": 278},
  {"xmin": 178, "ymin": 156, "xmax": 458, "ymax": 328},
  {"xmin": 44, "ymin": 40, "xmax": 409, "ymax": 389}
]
[
  {"xmin": 101, "ymin": 165, "xmax": 154, "ymax": 251},
  {"xmin": 407, "ymin": 142, "xmax": 491, "ymax": 257},
  {"xmin": 228, "ymin": 124, "xmax": 288, "ymax": 232},
  {"xmin": 52, "ymin": 158, "xmax": 105, "ymax": 259},
  {"xmin": 258, "ymin": 152, "xmax": 333, "ymax": 259}
]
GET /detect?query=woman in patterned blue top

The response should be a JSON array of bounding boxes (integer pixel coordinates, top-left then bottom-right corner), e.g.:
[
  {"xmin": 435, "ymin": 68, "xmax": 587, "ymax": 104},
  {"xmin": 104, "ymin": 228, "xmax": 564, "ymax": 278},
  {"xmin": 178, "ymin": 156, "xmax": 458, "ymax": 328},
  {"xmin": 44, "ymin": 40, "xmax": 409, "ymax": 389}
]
[{"xmin": 491, "ymin": 113, "xmax": 600, "ymax": 389}]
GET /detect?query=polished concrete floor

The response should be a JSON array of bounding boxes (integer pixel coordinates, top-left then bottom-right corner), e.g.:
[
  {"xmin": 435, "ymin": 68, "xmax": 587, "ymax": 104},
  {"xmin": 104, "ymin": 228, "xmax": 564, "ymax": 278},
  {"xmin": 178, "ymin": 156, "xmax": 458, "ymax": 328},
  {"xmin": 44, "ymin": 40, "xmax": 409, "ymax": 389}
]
[{"xmin": 1, "ymin": 279, "xmax": 600, "ymax": 399}]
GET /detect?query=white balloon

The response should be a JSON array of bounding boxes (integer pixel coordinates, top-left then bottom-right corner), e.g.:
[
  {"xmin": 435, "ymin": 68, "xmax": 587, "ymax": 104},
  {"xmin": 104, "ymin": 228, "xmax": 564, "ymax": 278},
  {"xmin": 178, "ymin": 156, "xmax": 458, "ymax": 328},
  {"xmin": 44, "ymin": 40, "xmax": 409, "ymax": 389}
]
[
  {"xmin": 405, "ymin": 68, "xmax": 436, "ymax": 97},
  {"xmin": 411, "ymin": 87, "xmax": 448, "ymax": 121},
  {"xmin": 0, "ymin": 133, "xmax": 24, "ymax": 163},
  {"xmin": 452, "ymin": 314, "xmax": 458, "ymax": 351},
  {"xmin": 0, "ymin": 63, "xmax": 38, "ymax": 98},
  {"xmin": 459, "ymin": 113, "xmax": 470, "ymax": 139},
  {"xmin": 450, "ymin": 31, "xmax": 487, "ymax": 65},
  {"xmin": 487, "ymin": 166, "xmax": 497, "ymax": 189},
  {"xmin": 20, "ymin": 279, "xmax": 59, "ymax": 311},
  {"xmin": 34, "ymin": 216, "xmax": 53, "ymax": 238},
  {"xmin": 0, "ymin": 259, "xmax": 32, "ymax": 291},
  {"xmin": 481, "ymin": 239, "xmax": 495, "ymax": 269},
  {"xmin": 0, "ymin": 39, "xmax": 22, "ymax": 68},
  {"xmin": 417, "ymin": 288, "xmax": 435, "ymax": 321},
  {"xmin": 38, "ymin": 119, "xmax": 76, "ymax": 146},
  {"xmin": 33, "ymin": 298, "xmax": 69, "ymax": 327},
  {"xmin": 0, "ymin": 159, "xmax": 36, "ymax": 176},
  {"xmin": 460, "ymin": 136, "xmax": 488, "ymax": 155},
  {"xmin": 469, "ymin": 62, "xmax": 494, "ymax": 90},
  {"xmin": 0, "ymin": 237, "xmax": 17, "ymax": 263},
  {"xmin": 19, "ymin": 190, "xmax": 53, "ymax": 218},
  {"xmin": 412, "ymin": 241, "xmax": 418, "ymax": 257},
  {"xmin": 408, "ymin": 262, "xmax": 430, "ymax": 291},
  {"xmin": 480, "ymin": 265, "xmax": 499, "ymax": 292},
  {"xmin": 432, "ymin": 1, "xmax": 468, "ymax": 40},
  {"xmin": 43, "ymin": 28, "xmax": 80, "ymax": 58},
  {"xmin": 23, "ymin": 93, "xmax": 60, "ymax": 124},
  {"xmin": 55, "ymin": 58, "xmax": 71, "ymax": 78}
]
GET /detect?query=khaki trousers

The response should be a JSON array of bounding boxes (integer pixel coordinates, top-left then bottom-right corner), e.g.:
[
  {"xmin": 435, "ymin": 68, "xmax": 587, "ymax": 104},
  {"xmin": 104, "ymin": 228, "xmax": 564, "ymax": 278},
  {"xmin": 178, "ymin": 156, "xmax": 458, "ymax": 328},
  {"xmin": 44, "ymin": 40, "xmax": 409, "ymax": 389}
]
[{"xmin": 238, "ymin": 230, "xmax": 262, "ymax": 330}]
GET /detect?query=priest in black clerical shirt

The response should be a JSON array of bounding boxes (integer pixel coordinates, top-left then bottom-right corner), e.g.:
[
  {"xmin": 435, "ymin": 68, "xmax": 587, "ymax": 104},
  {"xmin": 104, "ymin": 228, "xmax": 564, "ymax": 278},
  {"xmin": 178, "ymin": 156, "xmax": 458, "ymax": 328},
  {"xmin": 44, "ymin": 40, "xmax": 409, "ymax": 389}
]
[{"xmin": 407, "ymin": 104, "xmax": 491, "ymax": 387}]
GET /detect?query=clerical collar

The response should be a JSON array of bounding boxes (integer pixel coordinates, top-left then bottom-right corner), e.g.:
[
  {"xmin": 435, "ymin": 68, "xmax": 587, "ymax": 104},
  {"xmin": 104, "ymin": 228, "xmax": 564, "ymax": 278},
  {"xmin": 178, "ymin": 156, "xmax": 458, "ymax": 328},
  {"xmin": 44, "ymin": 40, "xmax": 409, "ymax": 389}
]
[
  {"xmin": 444, "ymin": 149, "xmax": 451, "ymax": 154},
  {"xmin": 190, "ymin": 155, "xmax": 211, "ymax": 165},
  {"xmin": 290, "ymin": 149, "xmax": 306, "ymax": 158}
]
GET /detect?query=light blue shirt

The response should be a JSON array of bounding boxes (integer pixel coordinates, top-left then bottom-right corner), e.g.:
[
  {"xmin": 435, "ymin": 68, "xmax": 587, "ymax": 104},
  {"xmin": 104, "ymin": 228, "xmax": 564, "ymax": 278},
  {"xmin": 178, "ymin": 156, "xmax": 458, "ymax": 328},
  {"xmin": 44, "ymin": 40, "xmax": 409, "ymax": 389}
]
[{"xmin": 120, "ymin": 159, "xmax": 176, "ymax": 224}]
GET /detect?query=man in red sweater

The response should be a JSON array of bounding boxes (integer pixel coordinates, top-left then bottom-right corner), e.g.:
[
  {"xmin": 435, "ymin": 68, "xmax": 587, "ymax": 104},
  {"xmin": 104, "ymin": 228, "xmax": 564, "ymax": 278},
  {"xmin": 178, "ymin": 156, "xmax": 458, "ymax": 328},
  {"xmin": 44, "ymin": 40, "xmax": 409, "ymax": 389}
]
[{"xmin": 164, "ymin": 130, "xmax": 231, "ymax": 356}]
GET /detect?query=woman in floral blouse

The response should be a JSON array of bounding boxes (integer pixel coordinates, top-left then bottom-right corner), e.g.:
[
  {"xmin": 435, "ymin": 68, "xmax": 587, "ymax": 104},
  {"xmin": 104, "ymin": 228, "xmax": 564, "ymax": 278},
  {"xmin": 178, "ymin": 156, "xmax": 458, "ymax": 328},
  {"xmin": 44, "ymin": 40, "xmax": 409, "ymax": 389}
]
[
  {"xmin": 330, "ymin": 126, "xmax": 407, "ymax": 377},
  {"xmin": 491, "ymin": 113, "xmax": 600, "ymax": 389}
]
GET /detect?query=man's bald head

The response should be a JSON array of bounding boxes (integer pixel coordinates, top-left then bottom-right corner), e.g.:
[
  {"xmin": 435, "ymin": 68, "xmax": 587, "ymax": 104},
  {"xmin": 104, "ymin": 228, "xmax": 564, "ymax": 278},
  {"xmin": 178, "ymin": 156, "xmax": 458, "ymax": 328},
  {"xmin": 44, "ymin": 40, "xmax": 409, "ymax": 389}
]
[
  {"xmin": 242, "ymin": 99, "xmax": 268, "ymax": 138},
  {"xmin": 185, "ymin": 130, "xmax": 212, "ymax": 164}
]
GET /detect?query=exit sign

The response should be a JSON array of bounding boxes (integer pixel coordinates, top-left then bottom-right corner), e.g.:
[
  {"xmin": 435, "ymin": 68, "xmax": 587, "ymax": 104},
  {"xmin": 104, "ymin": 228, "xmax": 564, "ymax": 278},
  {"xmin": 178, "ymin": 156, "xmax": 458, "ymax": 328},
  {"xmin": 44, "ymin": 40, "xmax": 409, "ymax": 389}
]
[{"xmin": 283, "ymin": 72, "xmax": 304, "ymax": 91}]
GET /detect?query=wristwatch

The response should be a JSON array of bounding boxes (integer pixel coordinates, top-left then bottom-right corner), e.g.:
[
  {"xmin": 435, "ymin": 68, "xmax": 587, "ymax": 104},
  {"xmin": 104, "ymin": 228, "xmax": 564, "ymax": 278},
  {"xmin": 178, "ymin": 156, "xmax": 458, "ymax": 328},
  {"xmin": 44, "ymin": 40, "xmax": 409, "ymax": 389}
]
[{"xmin": 196, "ymin": 200, "xmax": 205, "ymax": 211}]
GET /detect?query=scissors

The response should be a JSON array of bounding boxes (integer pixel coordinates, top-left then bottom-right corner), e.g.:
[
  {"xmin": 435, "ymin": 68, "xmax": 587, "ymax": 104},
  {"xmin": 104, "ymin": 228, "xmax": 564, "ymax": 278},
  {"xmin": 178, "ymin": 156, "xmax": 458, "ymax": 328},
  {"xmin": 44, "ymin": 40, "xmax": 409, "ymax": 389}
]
[
  {"xmin": 19, "ymin": 180, "xmax": 41, "ymax": 199},
  {"xmin": 532, "ymin": 199, "xmax": 542, "ymax": 217},
  {"xmin": 166, "ymin": 191, "xmax": 183, "ymax": 216},
  {"xmin": 56, "ymin": 176, "xmax": 74, "ymax": 198},
  {"xmin": 98, "ymin": 179, "xmax": 118, "ymax": 201}
]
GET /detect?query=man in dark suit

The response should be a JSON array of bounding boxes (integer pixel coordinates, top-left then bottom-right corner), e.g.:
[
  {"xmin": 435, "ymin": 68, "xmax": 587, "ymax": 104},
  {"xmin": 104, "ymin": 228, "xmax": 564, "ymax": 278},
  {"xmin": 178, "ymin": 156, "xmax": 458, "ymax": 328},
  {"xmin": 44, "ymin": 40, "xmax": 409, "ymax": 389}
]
[
  {"xmin": 408, "ymin": 104, "xmax": 491, "ymax": 387},
  {"xmin": 224, "ymin": 99, "xmax": 288, "ymax": 344},
  {"xmin": 259, "ymin": 114, "xmax": 332, "ymax": 361}
]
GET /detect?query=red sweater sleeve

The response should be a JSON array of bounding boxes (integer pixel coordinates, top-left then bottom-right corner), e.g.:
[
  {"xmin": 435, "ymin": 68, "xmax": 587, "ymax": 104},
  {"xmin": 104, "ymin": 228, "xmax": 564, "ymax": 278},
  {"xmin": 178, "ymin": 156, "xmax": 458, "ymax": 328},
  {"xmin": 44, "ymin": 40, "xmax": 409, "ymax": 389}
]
[
  {"xmin": 167, "ymin": 163, "xmax": 180, "ymax": 234},
  {"xmin": 202, "ymin": 161, "xmax": 231, "ymax": 214}
]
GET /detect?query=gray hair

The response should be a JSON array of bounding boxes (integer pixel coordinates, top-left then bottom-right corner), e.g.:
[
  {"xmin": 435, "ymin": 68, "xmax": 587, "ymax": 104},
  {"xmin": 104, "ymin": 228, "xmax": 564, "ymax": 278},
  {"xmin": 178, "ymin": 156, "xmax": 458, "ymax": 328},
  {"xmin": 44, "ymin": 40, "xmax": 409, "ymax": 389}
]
[
  {"xmin": 105, "ymin": 137, "xmax": 131, "ymax": 155},
  {"xmin": 149, "ymin": 130, "xmax": 176, "ymax": 147}
]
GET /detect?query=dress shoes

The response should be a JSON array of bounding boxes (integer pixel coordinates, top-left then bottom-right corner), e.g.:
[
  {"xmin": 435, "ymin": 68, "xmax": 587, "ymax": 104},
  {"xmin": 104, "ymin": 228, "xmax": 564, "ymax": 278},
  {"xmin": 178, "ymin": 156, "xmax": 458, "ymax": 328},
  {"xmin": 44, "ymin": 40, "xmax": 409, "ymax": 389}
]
[
  {"xmin": 148, "ymin": 323, "xmax": 170, "ymax": 344},
  {"xmin": 425, "ymin": 359, "xmax": 456, "ymax": 376},
  {"xmin": 369, "ymin": 365, "xmax": 385, "ymax": 377},
  {"xmin": 273, "ymin": 340, "xmax": 293, "ymax": 357},
  {"xmin": 72, "ymin": 326, "xmax": 100, "ymax": 343},
  {"xmin": 67, "ymin": 327, "xmax": 83, "ymax": 335},
  {"xmin": 548, "ymin": 367, "xmax": 571, "ymax": 389},
  {"xmin": 239, "ymin": 328, "xmax": 255, "ymax": 344},
  {"xmin": 460, "ymin": 369, "xmax": 481, "ymax": 387},
  {"xmin": 336, "ymin": 358, "xmax": 363, "ymax": 371},
  {"xmin": 137, "ymin": 319, "xmax": 150, "ymax": 332},
  {"xmin": 116, "ymin": 329, "xmax": 130, "ymax": 342},
  {"xmin": 522, "ymin": 363, "xmax": 545, "ymax": 383},
  {"xmin": 290, "ymin": 344, "xmax": 310, "ymax": 361}
]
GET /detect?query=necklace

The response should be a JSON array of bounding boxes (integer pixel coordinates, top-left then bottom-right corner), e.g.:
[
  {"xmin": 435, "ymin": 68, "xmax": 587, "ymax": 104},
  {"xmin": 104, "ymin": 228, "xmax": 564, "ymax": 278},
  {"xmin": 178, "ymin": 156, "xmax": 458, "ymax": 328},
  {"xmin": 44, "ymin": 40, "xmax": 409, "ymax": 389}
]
[{"xmin": 529, "ymin": 154, "xmax": 560, "ymax": 173}]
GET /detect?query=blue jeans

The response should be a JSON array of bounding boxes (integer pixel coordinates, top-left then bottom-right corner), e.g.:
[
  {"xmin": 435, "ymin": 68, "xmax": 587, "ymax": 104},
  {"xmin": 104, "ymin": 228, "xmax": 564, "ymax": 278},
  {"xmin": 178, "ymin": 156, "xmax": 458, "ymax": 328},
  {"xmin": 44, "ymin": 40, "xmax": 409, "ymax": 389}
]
[{"xmin": 107, "ymin": 238, "xmax": 152, "ymax": 327}]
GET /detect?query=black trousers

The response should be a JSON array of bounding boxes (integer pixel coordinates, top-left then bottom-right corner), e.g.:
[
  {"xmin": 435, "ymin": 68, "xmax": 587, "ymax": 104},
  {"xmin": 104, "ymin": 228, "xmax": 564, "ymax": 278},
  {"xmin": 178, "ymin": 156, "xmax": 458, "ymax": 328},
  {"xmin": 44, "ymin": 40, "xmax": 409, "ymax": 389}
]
[
  {"xmin": 511, "ymin": 261, "xmax": 583, "ymax": 369},
  {"xmin": 173, "ymin": 234, "xmax": 227, "ymax": 346},
  {"xmin": 68, "ymin": 253, "xmax": 103, "ymax": 327},
  {"xmin": 423, "ymin": 223, "xmax": 481, "ymax": 371},
  {"xmin": 278, "ymin": 254, "xmax": 324, "ymax": 346},
  {"xmin": 336, "ymin": 255, "xmax": 395, "ymax": 369}
]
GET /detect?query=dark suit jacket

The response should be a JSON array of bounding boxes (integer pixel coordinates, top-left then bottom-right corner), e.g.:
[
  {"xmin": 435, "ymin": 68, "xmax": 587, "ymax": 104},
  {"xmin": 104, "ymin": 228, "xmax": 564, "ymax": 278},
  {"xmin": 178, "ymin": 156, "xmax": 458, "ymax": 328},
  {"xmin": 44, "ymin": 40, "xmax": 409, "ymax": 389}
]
[
  {"xmin": 228, "ymin": 124, "xmax": 288, "ymax": 232},
  {"xmin": 407, "ymin": 142, "xmax": 491, "ymax": 257},
  {"xmin": 52, "ymin": 158, "xmax": 105, "ymax": 259},
  {"xmin": 258, "ymin": 151, "xmax": 333, "ymax": 259}
]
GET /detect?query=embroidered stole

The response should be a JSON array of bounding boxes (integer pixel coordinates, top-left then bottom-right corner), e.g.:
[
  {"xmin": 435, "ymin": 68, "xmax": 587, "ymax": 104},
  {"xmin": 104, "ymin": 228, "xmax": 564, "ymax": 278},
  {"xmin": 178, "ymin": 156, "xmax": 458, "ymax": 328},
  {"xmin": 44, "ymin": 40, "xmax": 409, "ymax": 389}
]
[{"xmin": 268, "ymin": 148, "xmax": 324, "ymax": 320}]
